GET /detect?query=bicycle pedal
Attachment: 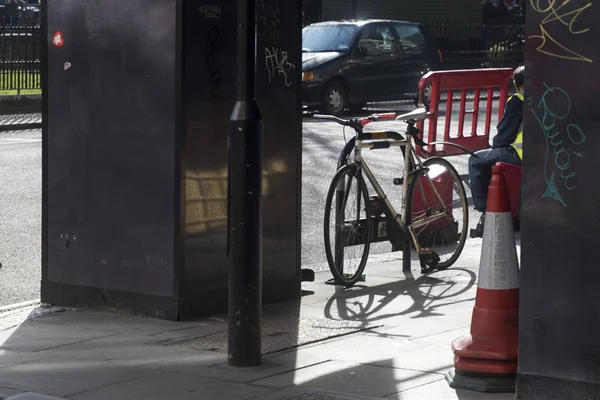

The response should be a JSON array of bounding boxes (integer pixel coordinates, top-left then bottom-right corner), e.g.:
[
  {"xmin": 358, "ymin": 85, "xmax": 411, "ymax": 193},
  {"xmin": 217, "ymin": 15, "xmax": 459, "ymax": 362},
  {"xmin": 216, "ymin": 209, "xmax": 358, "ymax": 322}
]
[
  {"xmin": 469, "ymin": 226, "xmax": 484, "ymax": 238},
  {"xmin": 393, "ymin": 177, "xmax": 404, "ymax": 186}
]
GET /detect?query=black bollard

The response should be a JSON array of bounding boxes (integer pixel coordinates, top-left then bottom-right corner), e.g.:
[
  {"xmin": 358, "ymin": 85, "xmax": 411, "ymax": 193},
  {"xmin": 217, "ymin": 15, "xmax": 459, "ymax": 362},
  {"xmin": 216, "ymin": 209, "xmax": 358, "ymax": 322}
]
[{"xmin": 227, "ymin": 0, "xmax": 263, "ymax": 367}]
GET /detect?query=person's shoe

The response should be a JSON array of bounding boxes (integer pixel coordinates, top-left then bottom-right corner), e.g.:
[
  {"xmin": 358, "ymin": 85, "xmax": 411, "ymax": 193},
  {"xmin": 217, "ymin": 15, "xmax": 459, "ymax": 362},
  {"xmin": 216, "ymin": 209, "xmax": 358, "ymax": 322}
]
[{"xmin": 469, "ymin": 213, "xmax": 485, "ymax": 238}]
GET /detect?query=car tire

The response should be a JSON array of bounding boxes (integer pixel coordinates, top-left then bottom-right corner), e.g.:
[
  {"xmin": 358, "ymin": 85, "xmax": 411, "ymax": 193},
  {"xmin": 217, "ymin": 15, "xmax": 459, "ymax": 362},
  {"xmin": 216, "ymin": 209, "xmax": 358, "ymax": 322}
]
[
  {"xmin": 321, "ymin": 81, "xmax": 346, "ymax": 116},
  {"xmin": 414, "ymin": 83, "xmax": 432, "ymax": 112}
]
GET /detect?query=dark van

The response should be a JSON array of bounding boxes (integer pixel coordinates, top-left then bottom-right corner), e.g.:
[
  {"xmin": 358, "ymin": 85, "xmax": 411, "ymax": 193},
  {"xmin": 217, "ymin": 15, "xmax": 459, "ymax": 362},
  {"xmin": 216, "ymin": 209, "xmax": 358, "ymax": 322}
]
[{"xmin": 302, "ymin": 20, "xmax": 442, "ymax": 115}]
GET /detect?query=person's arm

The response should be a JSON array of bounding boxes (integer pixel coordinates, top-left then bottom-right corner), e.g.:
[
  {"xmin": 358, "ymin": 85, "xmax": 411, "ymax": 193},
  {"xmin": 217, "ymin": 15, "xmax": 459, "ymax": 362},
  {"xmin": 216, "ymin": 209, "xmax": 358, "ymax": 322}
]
[{"xmin": 492, "ymin": 96, "xmax": 523, "ymax": 148}]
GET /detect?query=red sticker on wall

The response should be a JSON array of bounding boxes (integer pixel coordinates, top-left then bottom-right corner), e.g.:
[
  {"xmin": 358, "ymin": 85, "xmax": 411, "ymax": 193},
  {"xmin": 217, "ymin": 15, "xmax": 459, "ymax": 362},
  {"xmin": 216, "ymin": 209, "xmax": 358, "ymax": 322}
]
[{"xmin": 52, "ymin": 31, "xmax": 65, "ymax": 47}]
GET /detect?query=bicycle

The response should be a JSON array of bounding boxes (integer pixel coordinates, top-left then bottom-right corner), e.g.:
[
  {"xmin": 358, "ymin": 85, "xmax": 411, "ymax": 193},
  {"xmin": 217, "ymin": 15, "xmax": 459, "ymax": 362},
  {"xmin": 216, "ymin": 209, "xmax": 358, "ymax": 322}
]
[{"xmin": 315, "ymin": 108, "xmax": 477, "ymax": 287}]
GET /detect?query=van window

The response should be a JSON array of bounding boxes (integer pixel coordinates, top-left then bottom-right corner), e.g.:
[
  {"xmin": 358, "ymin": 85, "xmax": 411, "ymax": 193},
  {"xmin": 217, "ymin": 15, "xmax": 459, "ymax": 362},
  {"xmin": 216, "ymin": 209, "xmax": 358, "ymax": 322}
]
[
  {"xmin": 302, "ymin": 24, "xmax": 358, "ymax": 52},
  {"xmin": 357, "ymin": 24, "xmax": 396, "ymax": 55},
  {"xmin": 394, "ymin": 24, "xmax": 426, "ymax": 55}
]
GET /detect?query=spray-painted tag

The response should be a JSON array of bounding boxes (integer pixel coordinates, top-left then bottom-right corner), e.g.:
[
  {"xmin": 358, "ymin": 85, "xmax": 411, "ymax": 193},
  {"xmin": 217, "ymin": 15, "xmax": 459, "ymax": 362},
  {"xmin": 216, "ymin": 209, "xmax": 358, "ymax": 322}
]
[{"xmin": 53, "ymin": 31, "xmax": 65, "ymax": 47}]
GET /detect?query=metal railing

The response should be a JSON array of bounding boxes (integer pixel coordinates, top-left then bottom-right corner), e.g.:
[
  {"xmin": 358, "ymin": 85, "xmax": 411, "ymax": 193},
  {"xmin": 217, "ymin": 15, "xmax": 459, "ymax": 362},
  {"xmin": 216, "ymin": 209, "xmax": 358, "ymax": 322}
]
[
  {"xmin": 419, "ymin": 19, "xmax": 524, "ymax": 70},
  {"xmin": 0, "ymin": 13, "xmax": 42, "ymax": 94}
]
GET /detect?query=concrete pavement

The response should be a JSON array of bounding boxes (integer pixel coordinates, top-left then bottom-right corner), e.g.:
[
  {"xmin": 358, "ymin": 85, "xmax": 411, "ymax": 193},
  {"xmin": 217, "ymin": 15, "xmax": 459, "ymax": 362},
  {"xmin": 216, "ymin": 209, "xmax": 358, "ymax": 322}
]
[{"xmin": 0, "ymin": 236, "xmax": 518, "ymax": 400}]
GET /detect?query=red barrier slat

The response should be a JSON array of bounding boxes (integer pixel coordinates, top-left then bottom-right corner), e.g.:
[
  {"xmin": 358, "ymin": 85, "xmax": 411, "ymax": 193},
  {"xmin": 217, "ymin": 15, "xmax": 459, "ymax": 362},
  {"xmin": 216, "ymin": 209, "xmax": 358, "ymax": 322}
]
[
  {"xmin": 485, "ymin": 87, "xmax": 493, "ymax": 135},
  {"xmin": 417, "ymin": 68, "xmax": 514, "ymax": 158},
  {"xmin": 472, "ymin": 88, "xmax": 481, "ymax": 136},
  {"xmin": 457, "ymin": 89, "xmax": 467, "ymax": 138},
  {"xmin": 444, "ymin": 90, "xmax": 453, "ymax": 149}
]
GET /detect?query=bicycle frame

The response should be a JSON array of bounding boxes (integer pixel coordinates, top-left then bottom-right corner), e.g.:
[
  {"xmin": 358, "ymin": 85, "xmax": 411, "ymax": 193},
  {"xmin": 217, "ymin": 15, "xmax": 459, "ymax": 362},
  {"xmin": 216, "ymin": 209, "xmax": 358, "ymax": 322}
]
[
  {"xmin": 318, "ymin": 109, "xmax": 478, "ymax": 281},
  {"xmin": 345, "ymin": 131, "xmax": 446, "ymax": 254}
]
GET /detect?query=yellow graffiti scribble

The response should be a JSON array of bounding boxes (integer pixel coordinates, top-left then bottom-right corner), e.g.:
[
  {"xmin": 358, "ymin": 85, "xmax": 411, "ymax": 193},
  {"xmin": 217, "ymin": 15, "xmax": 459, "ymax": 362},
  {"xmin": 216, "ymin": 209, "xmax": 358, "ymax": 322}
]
[
  {"xmin": 528, "ymin": 0, "xmax": 593, "ymax": 63},
  {"xmin": 530, "ymin": 25, "xmax": 593, "ymax": 63}
]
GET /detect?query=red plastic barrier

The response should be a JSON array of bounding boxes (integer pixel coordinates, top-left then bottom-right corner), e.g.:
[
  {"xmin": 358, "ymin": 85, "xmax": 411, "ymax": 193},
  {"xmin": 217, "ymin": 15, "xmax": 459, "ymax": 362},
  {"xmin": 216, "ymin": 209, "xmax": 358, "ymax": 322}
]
[
  {"xmin": 416, "ymin": 68, "xmax": 514, "ymax": 157},
  {"xmin": 412, "ymin": 166, "xmax": 454, "ymax": 229}
]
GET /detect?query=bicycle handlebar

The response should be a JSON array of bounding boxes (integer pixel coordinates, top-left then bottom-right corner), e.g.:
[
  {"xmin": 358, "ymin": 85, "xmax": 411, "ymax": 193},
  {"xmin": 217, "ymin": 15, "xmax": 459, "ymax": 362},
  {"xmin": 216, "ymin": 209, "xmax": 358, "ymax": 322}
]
[
  {"xmin": 313, "ymin": 112, "xmax": 397, "ymax": 128},
  {"xmin": 313, "ymin": 112, "xmax": 430, "ymax": 147},
  {"xmin": 313, "ymin": 112, "xmax": 478, "ymax": 156},
  {"xmin": 312, "ymin": 114, "xmax": 347, "ymax": 123}
]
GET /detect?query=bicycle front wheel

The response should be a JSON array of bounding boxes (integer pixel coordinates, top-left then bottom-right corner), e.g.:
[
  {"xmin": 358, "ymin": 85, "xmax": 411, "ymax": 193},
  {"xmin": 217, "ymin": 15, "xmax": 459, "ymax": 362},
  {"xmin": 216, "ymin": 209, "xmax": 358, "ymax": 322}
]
[
  {"xmin": 324, "ymin": 164, "xmax": 371, "ymax": 287},
  {"xmin": 408, "ymin": 157, "xmax": 468, "ymax": 273}
]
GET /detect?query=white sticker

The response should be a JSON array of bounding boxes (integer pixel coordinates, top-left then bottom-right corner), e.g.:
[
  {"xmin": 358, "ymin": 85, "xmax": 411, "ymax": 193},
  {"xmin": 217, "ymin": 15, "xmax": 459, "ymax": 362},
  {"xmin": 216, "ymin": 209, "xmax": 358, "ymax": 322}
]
[{"xmin": 64, "ymin": 62, "xmax": 72, "ymax": 71}]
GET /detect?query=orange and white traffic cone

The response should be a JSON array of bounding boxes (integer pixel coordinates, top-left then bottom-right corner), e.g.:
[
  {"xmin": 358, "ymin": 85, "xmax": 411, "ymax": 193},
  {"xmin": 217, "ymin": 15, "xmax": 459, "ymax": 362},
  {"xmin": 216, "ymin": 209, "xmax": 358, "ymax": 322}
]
[{"xmin": 446, "ymin": 164, "xmax": 520, "ymax": 393}]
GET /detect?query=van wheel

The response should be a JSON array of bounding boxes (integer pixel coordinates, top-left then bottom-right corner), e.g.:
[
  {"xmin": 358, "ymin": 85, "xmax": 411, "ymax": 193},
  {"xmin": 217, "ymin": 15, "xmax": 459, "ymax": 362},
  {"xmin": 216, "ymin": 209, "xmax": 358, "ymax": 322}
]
[
  {"xmin": 322, "ymin": 81, "xmax": 346, "ymax": 116},
  {"xmin": 414, "ymin": 83, "xmax": 432, "ymax": 111}
]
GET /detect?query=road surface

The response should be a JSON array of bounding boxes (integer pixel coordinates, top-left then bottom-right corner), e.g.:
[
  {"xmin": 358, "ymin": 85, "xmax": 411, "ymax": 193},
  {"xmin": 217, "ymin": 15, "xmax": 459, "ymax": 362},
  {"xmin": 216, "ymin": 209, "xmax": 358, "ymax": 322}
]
[{"xmin": 0, "ymin": 129, "xmax": 41, "ymax": 307}]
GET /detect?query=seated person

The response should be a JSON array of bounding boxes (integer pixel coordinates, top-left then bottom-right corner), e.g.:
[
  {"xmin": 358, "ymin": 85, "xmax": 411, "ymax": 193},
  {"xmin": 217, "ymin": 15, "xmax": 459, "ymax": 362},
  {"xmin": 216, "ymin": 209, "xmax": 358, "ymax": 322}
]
[{"xmin": 469, "ymin": 66, "xmax": 524, "ymax": 237}]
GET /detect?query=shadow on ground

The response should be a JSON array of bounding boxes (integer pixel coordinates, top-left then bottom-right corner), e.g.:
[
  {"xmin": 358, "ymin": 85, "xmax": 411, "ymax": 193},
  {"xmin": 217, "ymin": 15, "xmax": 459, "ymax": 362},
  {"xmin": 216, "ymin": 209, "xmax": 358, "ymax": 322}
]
[{"xmin": 0, "ymin": 253, "xmax": 512, "ymax": 399}]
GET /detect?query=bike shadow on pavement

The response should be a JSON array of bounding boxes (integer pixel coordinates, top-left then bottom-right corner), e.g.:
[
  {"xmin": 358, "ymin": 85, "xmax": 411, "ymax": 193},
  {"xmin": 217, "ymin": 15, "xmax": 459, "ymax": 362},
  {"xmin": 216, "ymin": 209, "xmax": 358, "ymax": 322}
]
[{"xmin": 322, "ymin": 266, "xmax": 477, "ymax": 331}]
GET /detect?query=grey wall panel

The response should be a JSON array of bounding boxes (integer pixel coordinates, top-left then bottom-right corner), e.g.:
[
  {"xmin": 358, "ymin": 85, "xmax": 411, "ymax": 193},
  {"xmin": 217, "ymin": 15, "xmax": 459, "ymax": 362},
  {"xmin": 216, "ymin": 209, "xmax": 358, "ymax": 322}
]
[
  {"xmin": 45, "ymin": 0, "xmax": 176, "ymax": 297},
  {"xmin": 517, "ymin": 0, "xmax": 600, "ymax": 394}
]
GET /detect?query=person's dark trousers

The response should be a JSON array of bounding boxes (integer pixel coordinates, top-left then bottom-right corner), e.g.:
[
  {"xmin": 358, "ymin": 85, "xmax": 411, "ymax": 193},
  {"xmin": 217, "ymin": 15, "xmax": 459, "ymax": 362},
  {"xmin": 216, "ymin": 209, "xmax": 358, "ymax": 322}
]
[{"xmin": 468, "ymin": 146, "xmax": 521, "ymax": 212}]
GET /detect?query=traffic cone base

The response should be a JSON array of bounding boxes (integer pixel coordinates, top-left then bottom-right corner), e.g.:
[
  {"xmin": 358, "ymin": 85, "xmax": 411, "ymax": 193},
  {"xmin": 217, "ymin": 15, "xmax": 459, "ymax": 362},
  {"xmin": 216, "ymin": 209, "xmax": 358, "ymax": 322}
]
[
  {"xmin": 448, "ymin": 165, "xmax": 520, "ymax": 393},
  {"xmin": 453, "ymin": 352, "xmax": 518, "ymax": 375},
  {"xmin": 452, "ymin": 333, "xmax": 518, "ymax": 363},
  {"xmin": 446, "ymin": 368, "xmax": 516, "ymax": 393}
]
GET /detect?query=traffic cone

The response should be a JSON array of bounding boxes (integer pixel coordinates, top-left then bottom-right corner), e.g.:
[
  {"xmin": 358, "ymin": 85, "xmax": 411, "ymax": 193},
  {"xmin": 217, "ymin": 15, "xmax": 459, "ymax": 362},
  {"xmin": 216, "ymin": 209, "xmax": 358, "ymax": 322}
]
[{"xmin": 446, "ymin": 164, "xmax": 520, "ymax": 393}]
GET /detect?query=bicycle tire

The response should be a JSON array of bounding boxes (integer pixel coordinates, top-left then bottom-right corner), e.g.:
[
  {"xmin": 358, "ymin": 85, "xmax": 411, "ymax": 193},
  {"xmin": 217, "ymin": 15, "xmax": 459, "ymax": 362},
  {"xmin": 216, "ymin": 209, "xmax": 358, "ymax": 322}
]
[
  {"xmin": 323, "ymin": 164, "xmax": 371, "ymax": 287},
  {"xmin": 407, "ymin": 157, "xmax": 468, "ymax": 273}
]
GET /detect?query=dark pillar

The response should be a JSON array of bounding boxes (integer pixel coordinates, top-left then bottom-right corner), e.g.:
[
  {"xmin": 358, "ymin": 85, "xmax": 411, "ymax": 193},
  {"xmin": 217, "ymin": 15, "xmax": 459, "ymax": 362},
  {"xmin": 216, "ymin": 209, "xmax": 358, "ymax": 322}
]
[
  {"xmin": 517, "ymin": 1, "xmax": 599, "ymax": 397},
  {"xmin": 228, "ymin": 0, "xmax": 263, "ymax": 367},
  {"xmin": 42, "ymin": 0, "xmax": 302, "ymax": 321}
]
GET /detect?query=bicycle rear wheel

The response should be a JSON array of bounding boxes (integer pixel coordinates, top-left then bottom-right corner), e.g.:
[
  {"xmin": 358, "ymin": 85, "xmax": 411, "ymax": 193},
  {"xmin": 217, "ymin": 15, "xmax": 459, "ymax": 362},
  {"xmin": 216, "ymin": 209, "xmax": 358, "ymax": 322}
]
[
  {"xmin": 407, "ymin": 157, "xmax": 468, "ymax": 274},
  {"xmin": 324, "ymin": 164, "xmax": 371, "ymax": 287}
]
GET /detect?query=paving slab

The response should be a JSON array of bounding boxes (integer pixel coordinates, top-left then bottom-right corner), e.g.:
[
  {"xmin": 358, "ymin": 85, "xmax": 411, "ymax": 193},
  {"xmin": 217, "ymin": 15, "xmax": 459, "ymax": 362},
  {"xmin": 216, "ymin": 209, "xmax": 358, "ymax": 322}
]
[
  {"xmin": 38, "ymin": 333, "xmax": 195, "ymax": 367},
  {"xmin": 165, "ymin": 301, "xmax": 380, "ymax": 354},
  {"xmin": 7, "ymin": 394, "xmax": 66, "ymax": 400},
  {"xmin": 0, "ymin": 320, "xmax": 116, "ymax": 353},
  {"xmin": 256, "ymin": 387, "xmax": 387, "ymax": 399},
  {"xmin": 388, "ymin": 378, "xmax": 515, "ymax": 400},
  {"xmin": 280, "ymin": 332, "xmax": 429, "ymax": 366},
  {"xmin": 33, "ymin": 310, "xmax": 222, "ymax": 337},
  {"xmin": 0, "ymin": 356, "xmax": 149, "ymax": 398},
  {"xmin": 252, "ymin": 359, "xmax": 443, "ymax": 397},
  {"xmin": 0, "ymin": 386, "xmax": 23, "ymax": 399},
  {"xmin": 144, "ymin": 348, "xmax": 332, "ymax": 384},
  {"xmin": 67, "ymin": 371, "xmax": 273, "ymax": 400},
  {"xmin": 0, "ymin": 349, "xmax": 54, "ymax": 369}
]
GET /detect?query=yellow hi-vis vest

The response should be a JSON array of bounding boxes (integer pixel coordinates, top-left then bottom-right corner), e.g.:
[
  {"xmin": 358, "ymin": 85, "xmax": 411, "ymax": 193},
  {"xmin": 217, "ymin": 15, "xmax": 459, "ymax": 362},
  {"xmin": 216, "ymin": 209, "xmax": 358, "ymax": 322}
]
[{"xmin": 509, "ymin": 92, "xmax": 524, "ymax": 159}]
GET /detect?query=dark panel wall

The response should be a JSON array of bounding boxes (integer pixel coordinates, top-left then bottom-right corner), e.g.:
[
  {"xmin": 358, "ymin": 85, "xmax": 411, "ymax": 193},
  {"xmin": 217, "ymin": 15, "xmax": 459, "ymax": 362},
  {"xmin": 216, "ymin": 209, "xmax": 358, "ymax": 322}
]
[
  {"xmin": 43, "ymin": 0, "xmax": 301, "ymax": 320},
  {"xmin": 517, "ymin": 0, "xmax": 599, "ymax": 396},
  {"xmin": 256, "ymin": 0, "xmax": 303, "ymax": 302},
  {"xmin": 181, "ymin": 0, "xmax": 302, "ymax": 317},
  {"xmin": 44, "ymin": 1, "xmax": 177, "ymax": 299},
  {"xmin": 180, "ymin": 0, "xmax": 236, "ymax": 312}
]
